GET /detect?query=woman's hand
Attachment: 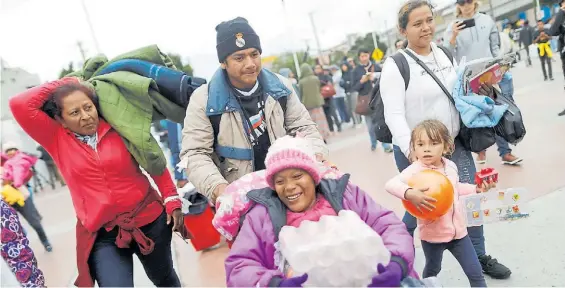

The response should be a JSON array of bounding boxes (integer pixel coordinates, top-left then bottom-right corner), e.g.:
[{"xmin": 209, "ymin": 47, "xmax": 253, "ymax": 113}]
[
  {"xmin": 167, "ymin": 208, "xmax": 184, "ymax": 233},
  {"xmin": 478, "ymin": 83, "xmax": 495, "ymax": 99},
  {"xmin": 450, "ymin": 22, "xmax": 465, "ymax": 45},
  {"xmin": 405, "ymin": 188, "xmax": 437, "ymax": 212}
]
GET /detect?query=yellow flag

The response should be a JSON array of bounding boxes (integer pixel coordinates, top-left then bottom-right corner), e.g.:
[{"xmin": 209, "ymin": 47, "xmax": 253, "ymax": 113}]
[{"xmin": 372, "ymin": 48, "xmax": 384, "ymax": 61}]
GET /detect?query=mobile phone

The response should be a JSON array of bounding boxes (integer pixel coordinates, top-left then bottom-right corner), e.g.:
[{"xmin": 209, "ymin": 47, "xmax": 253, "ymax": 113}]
[{"xmin": 458, "ymin": 18, "xmax": 476, "ymax": 29}]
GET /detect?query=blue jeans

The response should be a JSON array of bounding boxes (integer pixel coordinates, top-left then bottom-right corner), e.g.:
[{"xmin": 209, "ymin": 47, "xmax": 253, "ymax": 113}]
[
  {"xmin": 365, "ymin": 114, "xmax": 392, "ymax": 150},
  {"xmin": 493, "ymin": 74, "xmax": 515, "ymax": 157},
  {"xmin": 334, "ymin": 97, "xmax": 351, "ymax": 123},
  {"xmin": 88, "ymin": 212, "xmax": 181, "ymax": 287},
  {"xmin": 393, "ymin": 138, "xmax": 486, "ymax": 257},
  {"xmin": 165, "ymin": 121, "xmax": 187, "ymax": 181},
  {"xmin": 421, "ymin": 236, "xmax": 486, "ymax": 287}
]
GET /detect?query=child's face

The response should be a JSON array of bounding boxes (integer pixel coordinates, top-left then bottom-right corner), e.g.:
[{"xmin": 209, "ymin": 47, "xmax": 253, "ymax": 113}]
[
  {"xmin": 273, "ymin": 168, "xmax": 317, "ymax": 213},
  {"xmin": 5, "ymin": 149, "xmax": 17, "ymax": 158},
  {"xmin": 413, "ymin": 131, "xmax": 445, "ymax": 166}
]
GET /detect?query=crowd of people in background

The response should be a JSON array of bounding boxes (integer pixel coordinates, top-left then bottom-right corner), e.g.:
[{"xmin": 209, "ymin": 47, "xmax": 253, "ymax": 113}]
[{"xmin": 279, "ymin": 49, "xmax": 394, "ymax": 153}]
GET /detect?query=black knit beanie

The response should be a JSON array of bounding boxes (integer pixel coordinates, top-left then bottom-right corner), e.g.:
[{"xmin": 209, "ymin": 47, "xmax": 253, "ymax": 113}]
[{"xmin": 216, "ymin": 17, "xmax": 262, "ymax": 63}]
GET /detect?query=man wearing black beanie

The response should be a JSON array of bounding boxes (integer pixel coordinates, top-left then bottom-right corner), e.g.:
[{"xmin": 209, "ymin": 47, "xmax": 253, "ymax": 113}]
[{"xmin": 180, "ymin": 17, "xmax": 328, "ymax": 220}]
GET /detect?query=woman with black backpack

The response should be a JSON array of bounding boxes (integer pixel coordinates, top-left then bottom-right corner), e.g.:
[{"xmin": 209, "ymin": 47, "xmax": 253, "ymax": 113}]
[{"xmin": 379, "ymin": 0, "xmax": 512, "ymax": 280}]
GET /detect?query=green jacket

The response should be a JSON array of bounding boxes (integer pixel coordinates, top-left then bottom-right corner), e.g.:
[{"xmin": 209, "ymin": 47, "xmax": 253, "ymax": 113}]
[
  {"xmin": 68, "ymin": 45, "xmax": 185, "ymax": 175},
  {"xmin": 298, "ymin": 63, "xmax": 324, "ymax": 109}
]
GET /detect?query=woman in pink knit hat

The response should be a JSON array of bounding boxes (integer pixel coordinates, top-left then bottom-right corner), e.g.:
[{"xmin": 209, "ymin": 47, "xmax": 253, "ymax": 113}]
[{"xmin": 224, "ymin": 135, "xmax": 417, "ymax": 287}]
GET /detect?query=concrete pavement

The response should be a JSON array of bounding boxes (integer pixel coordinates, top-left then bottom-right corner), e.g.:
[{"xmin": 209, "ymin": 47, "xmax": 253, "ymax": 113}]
[{"xmin": 19, "ymin": 58, "xmax": 565, "ymax": 287}]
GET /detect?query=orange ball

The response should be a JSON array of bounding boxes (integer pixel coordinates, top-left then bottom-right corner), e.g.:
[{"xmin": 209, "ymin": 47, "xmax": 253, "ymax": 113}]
[{"xmin": 402, "ymin": 169, "xmax": 455, "ymax": 221}]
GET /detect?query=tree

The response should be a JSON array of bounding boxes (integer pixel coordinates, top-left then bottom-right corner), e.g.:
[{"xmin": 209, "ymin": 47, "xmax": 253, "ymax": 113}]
[
  {"xmin": 348, "ymin": 33, "xmax": 388, "ymax": 59},
  {"xmin": 58, "ymin": 62, "xmax": 75, "ymax": 79},
  {"xmin": 168, "ymin": 53, "xmax": 194, "ymax": 76}
]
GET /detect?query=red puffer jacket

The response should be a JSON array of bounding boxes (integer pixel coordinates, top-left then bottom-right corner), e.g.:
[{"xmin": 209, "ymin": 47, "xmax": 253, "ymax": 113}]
[{"xmin": 9, "ymin": 77, "xmax": 182, "ymax": 286}]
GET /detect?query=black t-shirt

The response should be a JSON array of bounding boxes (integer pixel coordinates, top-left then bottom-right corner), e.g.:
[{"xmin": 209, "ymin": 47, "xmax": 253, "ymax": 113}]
[{"xmin": 232, "ymin": 83, "xmax": 271, "ymax": 171}]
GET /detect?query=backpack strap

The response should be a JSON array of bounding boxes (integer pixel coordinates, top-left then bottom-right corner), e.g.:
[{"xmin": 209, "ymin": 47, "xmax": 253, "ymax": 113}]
[
  {"xmin": 389, "ymin": 46, "xmax": 453, "ymax": 90},
  {"xmin": 278, "ymin": 96, "xmax": 288, "ymax": 115},
  {"xmin": 368, "ymin": 53, "xmax": 410, "ymax": 109},
  {"xmin": 390, "ymin": 53, "xmax": 410, "ymax": 90},
  {"xmin": 436, "ymin": 45, "xmax": 455, "ymax": 64}
]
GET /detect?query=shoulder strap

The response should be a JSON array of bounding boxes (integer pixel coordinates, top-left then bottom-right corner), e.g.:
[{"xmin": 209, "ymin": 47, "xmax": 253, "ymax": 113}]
[
  {"xmin": 437, "ymin": 45, "xmax": 454, "ymax": 64},
  {"xmin": 278, "ymin": 96, "xmax": 288, "ymax": 115},
  {"xmin": 403, "ymin": 49, "xmax": 456, "ymax": 106},
  {"xmin": 368, "ymin": 53, "xmax": 410, "ymax": 108},
  {"xmin": 390, "ymin": 53, "xmax": 410, "ymax": 90},
  {"xmin": 210, "ymin": 114, "xmax": 222, "ymax": 147}
]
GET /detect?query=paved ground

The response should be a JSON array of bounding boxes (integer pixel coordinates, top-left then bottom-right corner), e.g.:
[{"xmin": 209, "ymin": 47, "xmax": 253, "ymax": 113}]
[{"xmin": 19, "ymin": 58, "xmax": 565, "ymax": 287}]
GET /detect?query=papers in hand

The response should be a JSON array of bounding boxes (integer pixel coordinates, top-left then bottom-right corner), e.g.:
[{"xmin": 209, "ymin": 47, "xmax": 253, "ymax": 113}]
[
  {"xmin": 460, "ymin": 53, "xmax": 516, "ymax": 93},
  {"xmin": 469, "ymin": 63, "xmax": 504, "ymax": 94}
]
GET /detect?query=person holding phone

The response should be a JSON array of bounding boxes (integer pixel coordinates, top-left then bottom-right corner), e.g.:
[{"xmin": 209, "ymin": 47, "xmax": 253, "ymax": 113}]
[
  {"xmin": 446, "ymin": 0, "xmax": 500, "ymax": 62},
  {"xmin": 445, "ymin": 0, "xmax": 523, "ymax": 166},
  {"xmin": 534, "ymin": 20, "xmax": 555, "ymax": 81}
]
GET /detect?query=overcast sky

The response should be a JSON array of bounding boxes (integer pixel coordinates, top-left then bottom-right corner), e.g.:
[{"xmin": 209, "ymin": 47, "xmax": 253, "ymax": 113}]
[{"xmin": 1, "ymin": 0, "xmax": 451, "ymax": 81}]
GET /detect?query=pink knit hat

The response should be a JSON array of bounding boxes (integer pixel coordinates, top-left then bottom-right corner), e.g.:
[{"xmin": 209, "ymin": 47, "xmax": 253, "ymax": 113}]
[{"xmin": 265, "ymin": 135, "xmax": 321, "ymax": 189}]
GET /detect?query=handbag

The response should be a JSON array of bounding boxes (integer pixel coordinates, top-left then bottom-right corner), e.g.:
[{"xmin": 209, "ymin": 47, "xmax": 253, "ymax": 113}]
[
  {"xmin": 493, "ymin": 89, "xmax": 526, "ymax": 145},
  {"xmin": 355, "ymin": 94, "xmax": 374, "ymax": 115},
  {"xmin": 354, "ymin": 65, "xmax": 376, "ymax": 116},
  {"xmin": 403, "ymin": 49, "xmax": 496, "ymax": 152}
]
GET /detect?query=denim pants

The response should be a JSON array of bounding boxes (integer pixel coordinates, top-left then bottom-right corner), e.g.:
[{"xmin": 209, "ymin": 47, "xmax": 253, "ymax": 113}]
[
  {"xmin": 491, "ymin": 74, "xmax": 516, "ymax": 157},
  {"xmin": 393, "ymin": 138, "xmax": 486, "ymax": 257},
  {"xmin": 421, "ymin": 236, "xmax": 486, "ymax": 287},
  {"xmin": 334, "ymin": 97, "xmax": 351, "ymax": 123},
  {"xmin": 88, "ymin": 212, "xmax": 181, "ymax": 287},
  {"xmin": 346, "ymin": 92, "xmax": 362, "ymax": 124},
  {"xmin": 365, "ymin": 114, "xmax": 392, "ymax": 150},
  {"xmin": 323, "ymin": 98, "xmax": 341, "ymax": 132}
]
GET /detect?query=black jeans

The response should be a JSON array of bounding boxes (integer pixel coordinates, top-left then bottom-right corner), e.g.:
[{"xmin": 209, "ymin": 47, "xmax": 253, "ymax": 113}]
[
  {"xmin": 88, "ymin": 212, "xmax": 181, "ymax": 287},
  {"xmin": 334, "ymin": 97, "xmax": 351, "ymax": 123},
  {"xmin": 540, "ymin": 54, "xmax": 553, "ymax": 79},
  {"xmin": 421, "ymin": 236, "xmax": 486, "ymax": 287},
  {"xmin": 13, "ymin": 198, "xmax": 49, "ymax": 244}
]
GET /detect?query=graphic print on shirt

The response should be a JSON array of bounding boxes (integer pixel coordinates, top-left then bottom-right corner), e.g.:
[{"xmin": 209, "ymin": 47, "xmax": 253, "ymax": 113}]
[
  {"xmin": 247, "ymin": 99, "xmax": 267, "ymax": 146},
  {"xmin": 419, "ymin": 65, "xmax": 453, "ymax": 76}
]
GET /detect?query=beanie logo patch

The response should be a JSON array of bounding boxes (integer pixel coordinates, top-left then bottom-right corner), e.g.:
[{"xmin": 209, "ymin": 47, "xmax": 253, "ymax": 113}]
[{"xmin": 235, "ymin": 33, "xmax": 246, "ymax": 48}]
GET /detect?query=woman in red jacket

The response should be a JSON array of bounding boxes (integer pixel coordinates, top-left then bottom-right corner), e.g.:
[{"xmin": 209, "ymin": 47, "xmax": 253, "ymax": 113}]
[{"xmin": 9, "ymin": 77, "xmax": 187, "ymax": 287}]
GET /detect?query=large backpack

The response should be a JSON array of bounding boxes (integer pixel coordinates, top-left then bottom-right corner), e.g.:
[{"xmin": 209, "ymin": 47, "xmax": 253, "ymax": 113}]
[{"xmin": 370, "ymin": 46, "xmax": 454, "ymax": 143}]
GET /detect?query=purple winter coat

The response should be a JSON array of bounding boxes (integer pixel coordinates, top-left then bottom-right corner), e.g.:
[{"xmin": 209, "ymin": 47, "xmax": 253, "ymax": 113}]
[{"xmin": 224, "ymin": 175, "xmax": 418, "ymax": 287}]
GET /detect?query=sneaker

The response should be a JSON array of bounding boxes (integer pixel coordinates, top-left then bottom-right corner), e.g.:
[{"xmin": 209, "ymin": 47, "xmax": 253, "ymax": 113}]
[
  {"xmin": 501, "ymin": 153, "xmax": 523, "ymax": 165},
  {"xmin": 371, "ymin": 146, "xmax": 377, "ymax": 152},
  {"xmin": 476, "ymin": 151, "xmax": 487, "ymax": 164},
  {"xmin": 43, "ymin": 242, "xmax": 53, "ymax": 252},
  {"xmin": 559, "ymin": 109, "xmax": 565, "ymax": 116},
  {"xmin": 479, "ymin": 255, "xmax": 511, "ymax": 279},
  {"xmin": 383, "ymin": 147, "xmax": 393, "ymax": 153}
]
